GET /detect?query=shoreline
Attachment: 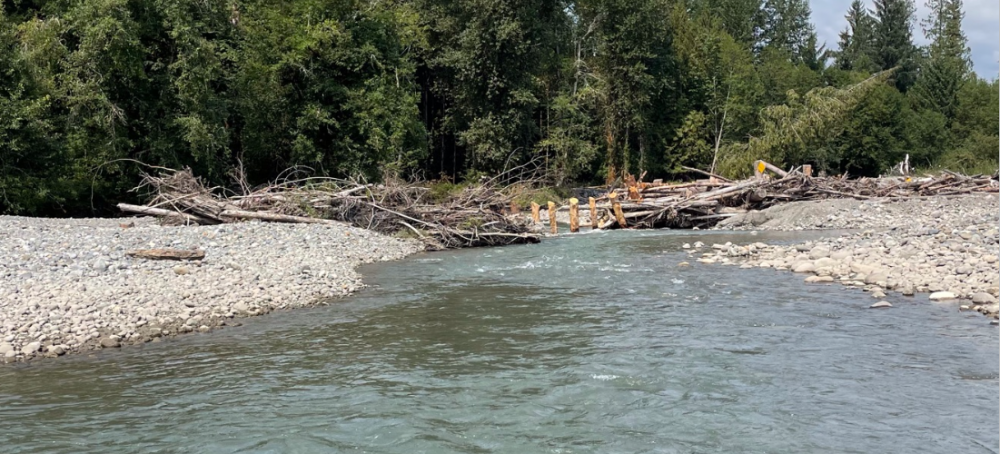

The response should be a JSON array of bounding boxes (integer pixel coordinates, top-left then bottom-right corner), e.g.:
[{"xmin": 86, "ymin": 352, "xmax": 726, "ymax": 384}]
[
  {"xmin": 699, "ymin": 194, "xmax": 1000, "ymax": 321},
  {"xmin": 0, "ymin": 217, "xmax": 424, "ymax": 363},
  {"xmin": 4, "ymin": 193, "xmax": 996, "ymax": 363}
]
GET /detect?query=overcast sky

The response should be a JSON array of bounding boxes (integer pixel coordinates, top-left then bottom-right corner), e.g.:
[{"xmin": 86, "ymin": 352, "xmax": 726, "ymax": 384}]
[{"xmin": 810, "ymin": 0, "xmax": 999, "ymax": 78}]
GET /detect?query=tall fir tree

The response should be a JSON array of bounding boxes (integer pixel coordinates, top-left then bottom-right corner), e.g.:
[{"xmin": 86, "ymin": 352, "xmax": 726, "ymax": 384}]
[
  {"xmin": 911, "ymin": 0, "xmax": 970, "ymax": 120},
  {"xmin": 872, "ymin": 0, "xmax": 919, "ymax": 91},
  {"xmin": 759, "ymin": 0, "xmax": 815, "ymax": 61},
  {"xmin": 835, "ymin": 0, "xmax": 878, "ymax": 72},
  {"xmin": 696, "ymin": 0, "xmax": 764, "ymax": 48}
]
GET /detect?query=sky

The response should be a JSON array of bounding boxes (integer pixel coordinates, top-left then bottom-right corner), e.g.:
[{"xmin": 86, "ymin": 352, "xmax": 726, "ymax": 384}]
[{"xmin": 810, "ymin": 0, "xmax": 1000, "ymax": 78}]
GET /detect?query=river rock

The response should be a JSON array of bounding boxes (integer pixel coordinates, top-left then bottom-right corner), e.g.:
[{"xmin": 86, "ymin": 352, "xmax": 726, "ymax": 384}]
[
  {"xmin": 929, "ymin": 291, "xmax": 957, "ymax": 301},
  {"xmin": 971, "ymin": 292, "xmax": 997, "ymax": 304},
  {"xmin": 22, "ymin": 341, "xmax": 41, "ymax": 355},
  {"xmin": 792, "ymin": 262, "xmax": 815, "ymax": 273},
  {"xmin": 0, "ymin": 342, "xmax": 12, "ymax": 355},
  {"xmin": 100, "ymin": 336, "xmax": 121, "ymax": 348},
  {"xmin": 808, "ymin": 247, "xmax": 830, "ymax": 260},
  {"xmin": 814, "ymin": 257, "xmax": 838, "ymax": 269},
  {"xmin": 869, "ymin": 301, "xmax": 892, "ymax": 308},
  {"xmin": 864, "ymin": 272, "xmax": 888, "ymax": 286},
  {"xmin": 871, "ymin": 290, "xmax": 886, "ymax": 298},
  {"xmin": 805, "ymin": 275, "xmax": 834, "ymax": 283},
  {"xmin": 830, "ymin": 250, "xmax": 852, "ymax": 261}
]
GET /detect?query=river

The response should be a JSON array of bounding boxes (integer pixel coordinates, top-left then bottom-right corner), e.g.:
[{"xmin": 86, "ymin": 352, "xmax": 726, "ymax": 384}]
[{"xmin": 1, "ymin": 230, "xmax": 997, "ymax": 453}]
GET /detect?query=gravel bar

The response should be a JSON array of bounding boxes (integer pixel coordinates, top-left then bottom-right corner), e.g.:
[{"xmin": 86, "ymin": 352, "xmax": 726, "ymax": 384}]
[
  {"xmin": 702, "ymin": 194, "xmax": 1000, "ymax": 321},
  {"xmin": 0, "ymin": 217, "xmax": 423, "ymax": 363}
]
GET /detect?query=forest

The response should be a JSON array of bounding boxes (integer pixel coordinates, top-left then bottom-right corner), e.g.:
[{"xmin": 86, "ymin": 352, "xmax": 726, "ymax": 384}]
[{"xmin": 1, "ymin": 0, "xmax": 997, "ymax": 215}]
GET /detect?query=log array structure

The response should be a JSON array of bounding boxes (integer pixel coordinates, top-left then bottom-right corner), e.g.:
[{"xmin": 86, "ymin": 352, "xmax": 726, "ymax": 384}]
[
  {"xmin": 539, "ymin": 163, "xmax": 999, "ymax": 232},
  {"xmin": 120, "ymin": 164, "xmax": 997, "ymax": 245}
]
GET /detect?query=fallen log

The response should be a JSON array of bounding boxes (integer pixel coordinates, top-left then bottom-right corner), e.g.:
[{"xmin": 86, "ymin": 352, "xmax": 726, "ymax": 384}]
[
  {"xmin": 126, "ymin": 248, "xmax": 206, "ymax": 261},
  {"xmin": 219, "ymin": 209, "xmax": 337, "ymax": 224},
  {"xmin": 117, "ymin": 203, "xmax": 211, "ymax": 224}
]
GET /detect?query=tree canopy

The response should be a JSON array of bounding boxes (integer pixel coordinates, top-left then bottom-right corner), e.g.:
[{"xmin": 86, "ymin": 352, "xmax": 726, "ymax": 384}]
[{"xmin": 1, "ymin": 0, "xmax": 996, "ymax": 215}]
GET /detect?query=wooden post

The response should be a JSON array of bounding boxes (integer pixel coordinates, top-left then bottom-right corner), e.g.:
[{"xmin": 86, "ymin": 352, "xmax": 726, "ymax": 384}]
[
  {"xmin": 609, "ymin": 192, "xmax": 627, "ymax": 228},
  {"xmin": 589, "ymin": 197, "xmax": 598, "ymax": 229},
  {"xmin": 547, "ymin": 201, "xmax": 558, "ymax": 234},
  {"xmin": 530, "ymin": 202, "xmax": 541, "ymax": 224},
  {"xmin": 754, "ymin": 160, "xmax": 765, "ymax": 180},
  {"xmin": 509, "ymin": 201, "xmax": 520, "ymax": 214},
  {"xmin": 802, "ymin": 164, "xmax": 812, "ymax": 177},
  {"xmin": 569, "ymin": 198, "xmax": 580, "ymax": 233}
]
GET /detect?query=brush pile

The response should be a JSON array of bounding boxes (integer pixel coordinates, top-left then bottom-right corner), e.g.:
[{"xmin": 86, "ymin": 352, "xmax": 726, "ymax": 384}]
[
  {"xmin": 594, "ymin": 167, "xmax": 999, "ymax": 230},
  {"xmin": 118, "ymin": 168, "xmax": 539, "ymax": 249}
]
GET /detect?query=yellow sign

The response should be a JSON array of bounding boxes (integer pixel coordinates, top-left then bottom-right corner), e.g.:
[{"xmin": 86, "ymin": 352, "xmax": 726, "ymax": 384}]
[{"xmin": 757, "ymin": 162, "xmax": 766, "ymax": 173}]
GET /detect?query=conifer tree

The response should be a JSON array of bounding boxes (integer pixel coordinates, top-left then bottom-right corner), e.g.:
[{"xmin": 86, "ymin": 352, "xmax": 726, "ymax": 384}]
[
  {"xmin": 872, "ymin": 0, "xmax": 918, "ymax": 91},
  {"xmin": 836, "ymin": 0, "xmax": 878, "ymax": 72},
  {"xmin": 911, "ymin": 0, "xmax": 970, "ymax": 120},
  {"xmin": 759, "ymin": 0, "xmax": 815, "ymax": 61}
]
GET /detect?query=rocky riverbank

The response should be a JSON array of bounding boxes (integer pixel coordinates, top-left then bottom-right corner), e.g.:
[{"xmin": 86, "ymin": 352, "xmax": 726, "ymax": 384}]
[
  {"xmin": 0, "ymin": 217, "xmax": 423, "ymax": 363},
  {"xmin": 698, "ymin": 194, "xmax": 1000, "ymax": 322}
]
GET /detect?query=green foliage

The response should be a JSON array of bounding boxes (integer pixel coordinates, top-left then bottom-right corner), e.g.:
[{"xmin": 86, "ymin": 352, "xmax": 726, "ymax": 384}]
[
  {"xmin": 0, "ymin": 0, "xmax": 995, "ymax": 216},
  {"xmin": 718, "ymin": 71, "xmax": 894, "ymax": 177},
  {"xmin": 827, "ymin": 83, "xmax": 908, "ymax": 176},
  {"xmin": 510, "ymin": 186, "xmax": 568, "ymax": 209}
]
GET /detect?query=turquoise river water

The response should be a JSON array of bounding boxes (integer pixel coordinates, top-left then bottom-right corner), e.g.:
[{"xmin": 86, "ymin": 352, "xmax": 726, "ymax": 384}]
[{"xmin": 0, "ymin": 229, "xmax": 997, "ymax": 453}]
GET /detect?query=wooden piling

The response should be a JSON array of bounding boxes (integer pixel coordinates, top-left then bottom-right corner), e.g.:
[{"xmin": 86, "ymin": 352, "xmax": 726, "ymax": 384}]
[
  {"xmin": 589, "ymin": 197, "xmax": 598, "ymax": 229},
  {"xmin": 609, "ymin": 192, "xmax": 627, "ymax": 228},
  {"xmin": 569, "ymin": 198, "xmax": 580, "ymax": 233},
  {"xmin": 547, "ymin": 201, "xmax": 558, "ymax": 234},
  {"xmin": 530, "ymin": 202, "xmax": 541, "ymax": 224},
  {"xmin": 802, "ymin": 164, "xmax": 812, "ymax": 177}
]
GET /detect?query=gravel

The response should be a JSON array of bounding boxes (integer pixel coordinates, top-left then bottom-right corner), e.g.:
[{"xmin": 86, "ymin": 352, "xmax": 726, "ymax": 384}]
[
  {"xmin": 702, "ymin": 194, "xmax": 1000, "ymax": 321},
  {"xmin": 0, "ymin": 216, "xmax": 423, "ymax": 362}
]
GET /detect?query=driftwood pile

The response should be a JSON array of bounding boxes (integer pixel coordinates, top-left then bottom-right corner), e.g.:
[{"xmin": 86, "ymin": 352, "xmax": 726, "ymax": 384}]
[
  {"xmin": 118, "ymin": 168, "xmax": 539, "ymax": 249},
  {"xmin": 591, "ymin": 165, "xmax": 999, "ymax": 230}
]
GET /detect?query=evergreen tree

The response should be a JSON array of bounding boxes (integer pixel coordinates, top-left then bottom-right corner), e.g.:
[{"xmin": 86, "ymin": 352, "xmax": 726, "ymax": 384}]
[
  {"xmin": 759, "ymin": 0, "xmax": 814, "ymax": 61},
  {"xmin": 872, "ymin": 0, "xmax": 919, "ymax": 91},
  {"xmin": 835, "ymin": 0, "xmax": 878, "ymax": 72},
  {"xmin": 696, "ymin": 0, "xmax": 764, "ymax": 48},
  {"xmin": 911, "ymin": 0, "xmax": 970, "ymax": 120}
]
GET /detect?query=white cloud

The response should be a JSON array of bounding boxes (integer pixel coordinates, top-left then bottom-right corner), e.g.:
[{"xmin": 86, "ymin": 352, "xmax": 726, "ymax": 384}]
[{"xmin": 810, "ymin": 0, "xmax": 999, "ymax": 78}]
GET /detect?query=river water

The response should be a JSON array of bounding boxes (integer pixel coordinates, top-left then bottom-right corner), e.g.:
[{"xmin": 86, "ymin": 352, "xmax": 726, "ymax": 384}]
[{"xmin": 1, "ymin": 230, "xmax": 997, "ymax": 453}]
